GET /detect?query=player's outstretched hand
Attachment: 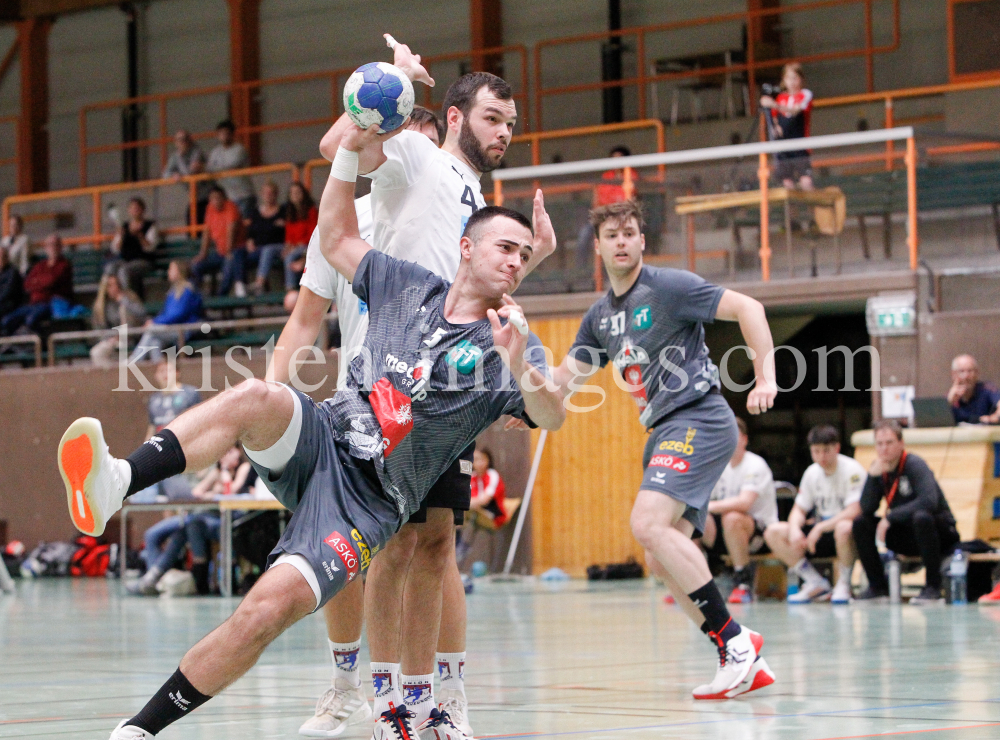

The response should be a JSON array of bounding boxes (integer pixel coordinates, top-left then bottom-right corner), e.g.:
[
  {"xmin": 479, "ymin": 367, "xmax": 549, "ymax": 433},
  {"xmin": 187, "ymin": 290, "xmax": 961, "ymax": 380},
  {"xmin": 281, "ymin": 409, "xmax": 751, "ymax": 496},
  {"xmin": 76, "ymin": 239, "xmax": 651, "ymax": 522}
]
[
  {"xmin": 504, "ymin": 417, "xmax": 531, "ymax": 431},
  {"xmin": 340, "ymin": 120, "xmax": 409, "ymax": 153},
  {"xmin": 746, "ymin": 379, "xmax": 776, "ymax": 415},
  {"xmin": 385, "ymin": 34, "xmax": 435, "ymax": 87},
  {"xmin": 488, "ymin": 294, "xmax": 529, "ymax": 370},
  {"xmin": 531, "ymin": 189, "xmax": 557, "ymax": 264}
]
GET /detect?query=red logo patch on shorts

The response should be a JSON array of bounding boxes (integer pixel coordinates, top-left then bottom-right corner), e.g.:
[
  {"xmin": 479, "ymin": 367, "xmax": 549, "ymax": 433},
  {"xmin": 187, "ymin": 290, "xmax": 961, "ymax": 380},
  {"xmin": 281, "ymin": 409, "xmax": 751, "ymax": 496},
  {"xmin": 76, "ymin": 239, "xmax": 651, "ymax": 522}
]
[
  {"xmin": 369, "ymin": 377, "xmax": 413, "ymax": 456},
  {"xmin": 323, "ymin": 531, "xmax": 360, "ymax": 582},
  {"xmin": 648, "ymin": 454, "xmax": 690, "ymax": 473}
]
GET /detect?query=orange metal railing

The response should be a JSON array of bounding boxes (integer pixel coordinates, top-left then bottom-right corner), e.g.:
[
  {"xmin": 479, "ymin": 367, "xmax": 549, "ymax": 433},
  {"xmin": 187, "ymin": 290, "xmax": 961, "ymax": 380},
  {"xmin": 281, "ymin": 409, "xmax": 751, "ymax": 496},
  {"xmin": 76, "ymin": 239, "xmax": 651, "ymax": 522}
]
[
  {"xmin": 2, "ymin": 163, "xmax": 299, "ymax": 249},
  {"xmin": 533, "ymin": 0, "xmax": 900, "ymax": 131},
  {"xmin": 78, "ymin": 45, "xmax": 529, "ymax": 188}
]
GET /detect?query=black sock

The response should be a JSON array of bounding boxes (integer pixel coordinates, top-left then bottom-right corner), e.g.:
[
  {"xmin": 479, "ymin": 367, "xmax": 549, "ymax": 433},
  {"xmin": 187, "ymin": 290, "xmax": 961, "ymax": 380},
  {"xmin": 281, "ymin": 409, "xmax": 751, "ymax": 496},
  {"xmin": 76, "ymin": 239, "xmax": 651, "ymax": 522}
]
[
  {"xmin": 191, "ymin": 562, "xmax": 210, "ymax": 595},
  {"xmin": 128, "ymin": 668, "xmax": 211, "ymax": 735},
  {"xmin": 688, "ymin": 581, "xmax": 740, "ymax": 642},
  {"xmin": 125, "ymin": 429, "xmax": 186, "ymax": 497}
]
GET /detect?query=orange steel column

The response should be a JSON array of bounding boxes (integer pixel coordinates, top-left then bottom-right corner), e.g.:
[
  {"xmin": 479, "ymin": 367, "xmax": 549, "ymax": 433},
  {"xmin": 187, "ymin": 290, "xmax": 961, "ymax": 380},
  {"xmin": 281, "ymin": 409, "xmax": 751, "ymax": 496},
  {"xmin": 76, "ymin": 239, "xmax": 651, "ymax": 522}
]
[
  {"xmin": 884, "ymin": 97, "xmax": 894, "ymax": 170},
  {"xmin": 493, "ymin": 179, "xmax": 504, "ymax": 206},
  {"xmin": 906, "ymin": 136, "xmax": 918, "ymax": 270},
  {"xmin": 470, "ymin": 0, "xmax": 503, "ymax": 75},
  {"xmin": 228, "ymin": 0, "xmax": 261, "ymax": 164},
  {"xmin": 17, "ymin": 17, "xmax": 52, "ymax": 194},
  {"xmin": 758, "ymin": 152, "xmax": 771, "ymax": 281}
]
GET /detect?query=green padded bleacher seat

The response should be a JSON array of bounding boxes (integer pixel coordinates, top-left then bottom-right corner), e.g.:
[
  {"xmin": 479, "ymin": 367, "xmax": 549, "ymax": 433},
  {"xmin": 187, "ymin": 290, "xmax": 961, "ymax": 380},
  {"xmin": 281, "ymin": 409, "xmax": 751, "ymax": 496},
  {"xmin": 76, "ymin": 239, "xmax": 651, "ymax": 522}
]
[{"xmin": 69, "ymin": 249, "xmax": 104, "ymax": 289}]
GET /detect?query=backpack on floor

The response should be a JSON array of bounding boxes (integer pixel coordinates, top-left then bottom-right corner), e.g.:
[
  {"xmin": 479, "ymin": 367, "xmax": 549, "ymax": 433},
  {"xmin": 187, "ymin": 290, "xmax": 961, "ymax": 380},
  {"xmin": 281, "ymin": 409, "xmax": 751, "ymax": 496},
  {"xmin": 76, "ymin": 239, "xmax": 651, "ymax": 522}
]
[{"xmin": 69, "ymin": 535, "xmax": 112, "ymax": 577}]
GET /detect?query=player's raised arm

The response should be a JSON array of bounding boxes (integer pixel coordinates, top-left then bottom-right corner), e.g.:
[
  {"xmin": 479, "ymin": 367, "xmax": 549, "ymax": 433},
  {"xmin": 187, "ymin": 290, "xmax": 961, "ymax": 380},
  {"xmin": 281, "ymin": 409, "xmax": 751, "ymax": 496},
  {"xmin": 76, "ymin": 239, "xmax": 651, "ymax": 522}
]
[{"xmin": 714, "ymin": 289, "xmax": 777, "ymax": 415}]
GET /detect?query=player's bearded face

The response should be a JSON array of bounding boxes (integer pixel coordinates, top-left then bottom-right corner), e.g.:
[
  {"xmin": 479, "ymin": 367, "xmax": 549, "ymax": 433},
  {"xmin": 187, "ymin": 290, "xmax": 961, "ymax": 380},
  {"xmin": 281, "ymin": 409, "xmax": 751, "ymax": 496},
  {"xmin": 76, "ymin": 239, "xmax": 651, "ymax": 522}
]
[{"xmin": 457, "ymin": 93, "xmax": 516, "ymax": 173}]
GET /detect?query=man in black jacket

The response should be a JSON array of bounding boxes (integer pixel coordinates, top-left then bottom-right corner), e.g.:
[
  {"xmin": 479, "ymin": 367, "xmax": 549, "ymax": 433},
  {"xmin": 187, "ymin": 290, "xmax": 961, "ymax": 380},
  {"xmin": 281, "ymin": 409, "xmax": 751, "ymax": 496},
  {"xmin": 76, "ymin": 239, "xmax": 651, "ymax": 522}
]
[
  {"xmin": 853, "ymin": 419, "xmax": 959, "ymax": 603},
  {"xmin": 0, "ymin": 246, "xmax": 24, "ymax": 321}
]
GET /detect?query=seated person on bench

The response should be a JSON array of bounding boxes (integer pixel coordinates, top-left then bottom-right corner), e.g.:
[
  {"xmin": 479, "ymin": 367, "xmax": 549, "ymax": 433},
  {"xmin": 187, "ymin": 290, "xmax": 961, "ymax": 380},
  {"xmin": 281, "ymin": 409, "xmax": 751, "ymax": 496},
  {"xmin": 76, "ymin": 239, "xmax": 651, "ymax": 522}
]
[
  {"xmin": 853, "ymin": 419, "xmax": 959, "ymax": 604},
  {"xmin": 764, "ymin": 424, "xmax": 866, "ymax": 604},
  {"xmin": 948, "ymin": 354, "xmax": 1000, "ymax": 425},
  {"xmin": 702, "ymin": 418, "xmax": 778, "ymax": 604}
]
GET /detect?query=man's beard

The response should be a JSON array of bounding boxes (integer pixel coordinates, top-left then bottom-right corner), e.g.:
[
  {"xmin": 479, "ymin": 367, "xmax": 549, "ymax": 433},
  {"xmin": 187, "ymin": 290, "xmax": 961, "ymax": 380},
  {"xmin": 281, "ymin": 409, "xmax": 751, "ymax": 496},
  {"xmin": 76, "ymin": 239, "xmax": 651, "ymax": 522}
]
[{"xmin": 459, "ymin": 118, "xmax": 501, "ymax": 174}]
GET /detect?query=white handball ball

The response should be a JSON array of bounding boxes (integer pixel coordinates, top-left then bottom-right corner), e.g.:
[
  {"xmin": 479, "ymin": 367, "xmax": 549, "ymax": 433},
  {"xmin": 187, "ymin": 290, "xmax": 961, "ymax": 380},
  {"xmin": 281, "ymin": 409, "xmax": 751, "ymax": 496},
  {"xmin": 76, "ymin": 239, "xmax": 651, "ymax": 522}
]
[{"xmin": 343, "ymin": 62, "xmax": 415, "ymax": 134}]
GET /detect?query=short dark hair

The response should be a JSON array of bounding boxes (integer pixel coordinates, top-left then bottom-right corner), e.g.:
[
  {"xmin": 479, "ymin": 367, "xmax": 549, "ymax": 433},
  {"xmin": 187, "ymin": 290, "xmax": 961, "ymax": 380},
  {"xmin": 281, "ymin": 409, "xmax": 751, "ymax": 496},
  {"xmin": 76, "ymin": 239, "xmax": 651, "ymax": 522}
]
[
  {"xmin": 873, "ymin": 418, "xmax": 904, "ymax": 440},
  {"xmin": 129, "ymin": 196, "xmax": 146, "ymax": 211},
  {"xmin": 476, "ymin": 448, "xmax": 493, "ymax": 468},
  {"xmin": 461, "ymin": 205, "xmax": 532, "ymax": 244},
  {"xmin": 216, "ymin": 119, "xmax": 235, "ymax": 133},
  {"xmin": 442, "ymin": 72, "xmax": 513, "ymax": 120},
  {"xmin": 209, "ymin": 184, "xmax": 226, "ymax": 198},
  {"xmin": 807, "ymin": 424, "xmax": 840, "ymax": 446},
  {"xmin": 408, "ymin": 105, "xmax": 443, "ymax": 142},
  {"xmin": 589, "ymin": 199, "xmax": 645, "ymax": 237},
  {"xmin": 610, "ymin": 145, "xmax": 631, "ymax": 157},
  {"xmin": 736, "ymin": 417, "xmax": 748, "ymax": 436}
]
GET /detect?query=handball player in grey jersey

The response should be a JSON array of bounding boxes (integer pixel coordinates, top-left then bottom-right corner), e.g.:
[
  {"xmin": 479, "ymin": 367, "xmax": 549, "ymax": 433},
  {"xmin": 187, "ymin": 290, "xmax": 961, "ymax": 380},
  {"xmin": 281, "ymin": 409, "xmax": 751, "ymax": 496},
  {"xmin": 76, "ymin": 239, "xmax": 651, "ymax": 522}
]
[
  {"xmin": 550, "ymin": 200, "xmax": 778, "ymax": 701},
  {"xmin": 55, "ymin": 121, "xmax": 565, "ymax": 740}
]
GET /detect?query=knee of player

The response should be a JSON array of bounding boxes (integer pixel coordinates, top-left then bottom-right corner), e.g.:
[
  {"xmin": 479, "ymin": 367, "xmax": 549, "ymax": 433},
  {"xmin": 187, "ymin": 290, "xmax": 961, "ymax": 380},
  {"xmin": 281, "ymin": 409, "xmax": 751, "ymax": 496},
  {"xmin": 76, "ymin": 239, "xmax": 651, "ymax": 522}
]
[
  {"xmin": 230, "ymin": 593, "xmax": 296, "ymax": 645},
  {"xmin": 379, "ymin": 527, "xmax": 419, "ymax": 567},
  {"xmin": 629, "ymin": 511, "xmax": 659, "ymax": 548},
  {"xmin": 415, "ymin": 522, "xmax": 455, "ymax": 561},
  {"xmin": 763, "ymin": 522, "xmax": 783, "ymax": 546},
  {"xmin": 721, "ymin": 510, "xmax": 750, "ymax": 531}
]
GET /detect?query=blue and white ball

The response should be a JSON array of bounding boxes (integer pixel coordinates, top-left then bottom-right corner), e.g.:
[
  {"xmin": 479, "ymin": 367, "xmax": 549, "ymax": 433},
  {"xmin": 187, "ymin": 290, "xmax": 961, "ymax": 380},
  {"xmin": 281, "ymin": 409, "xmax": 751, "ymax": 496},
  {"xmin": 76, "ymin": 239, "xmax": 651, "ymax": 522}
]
[{"xmin": 343, "ymin": 62, "xmax": 415, "ymax": 134}]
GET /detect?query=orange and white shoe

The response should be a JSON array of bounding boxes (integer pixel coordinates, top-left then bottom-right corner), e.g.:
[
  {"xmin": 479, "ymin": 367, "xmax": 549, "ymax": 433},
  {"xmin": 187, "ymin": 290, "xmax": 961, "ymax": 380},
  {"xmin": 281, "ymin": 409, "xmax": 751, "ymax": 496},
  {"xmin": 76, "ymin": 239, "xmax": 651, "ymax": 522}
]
[
  {"xmin": 978, "ymin": 582, "xmax": 1000, "ymax": 604},
  {"xmin": 728, "ymin": 585, "xmax": 753, "ymax": 604},
  {"xmin": 692, "ymin": 626, "xmax": 763, "ymax": 700},
  {"xmin": 663, "ymin": 593, "xmax": 676, "ymax": 605},
  {"xmin": 58, "ymin": 418, "xmax": 130, "ymax": 537},
  {"xmin": 723, "ymin": 657, "xmax": 776, "ymax": 699}
]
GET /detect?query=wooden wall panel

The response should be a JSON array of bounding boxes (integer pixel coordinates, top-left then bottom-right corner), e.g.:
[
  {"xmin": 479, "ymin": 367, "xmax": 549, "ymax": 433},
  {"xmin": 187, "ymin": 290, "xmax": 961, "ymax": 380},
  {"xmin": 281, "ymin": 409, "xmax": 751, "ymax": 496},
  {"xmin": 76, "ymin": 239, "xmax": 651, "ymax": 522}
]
[{"xmin": 528, "ymin": 316, "xmax": 650, "ymax": 576}]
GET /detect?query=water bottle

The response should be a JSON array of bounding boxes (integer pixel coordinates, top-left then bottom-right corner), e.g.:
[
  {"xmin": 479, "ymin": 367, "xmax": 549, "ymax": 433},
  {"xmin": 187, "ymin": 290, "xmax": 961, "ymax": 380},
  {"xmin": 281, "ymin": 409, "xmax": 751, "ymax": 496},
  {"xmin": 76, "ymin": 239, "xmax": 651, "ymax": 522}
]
[
  {"xmin": 786, "ymin": 569, "xmax": 800, "ymax": 597},
  {"xmin": 949, "ymin": 549, "xmax": 968, "ymax": 605},
  {"xmin": 887, "ymin": 558, "xmax": 901, "ymax": 604}
]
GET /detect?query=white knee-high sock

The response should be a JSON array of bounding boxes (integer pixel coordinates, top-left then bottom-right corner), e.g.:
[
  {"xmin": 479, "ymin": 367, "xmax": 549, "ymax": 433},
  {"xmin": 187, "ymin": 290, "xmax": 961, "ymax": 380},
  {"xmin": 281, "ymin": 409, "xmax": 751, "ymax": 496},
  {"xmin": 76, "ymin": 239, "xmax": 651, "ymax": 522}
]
[{"xmin": 371, "ymin": 662, "xmax": 402, "ymax": 717}]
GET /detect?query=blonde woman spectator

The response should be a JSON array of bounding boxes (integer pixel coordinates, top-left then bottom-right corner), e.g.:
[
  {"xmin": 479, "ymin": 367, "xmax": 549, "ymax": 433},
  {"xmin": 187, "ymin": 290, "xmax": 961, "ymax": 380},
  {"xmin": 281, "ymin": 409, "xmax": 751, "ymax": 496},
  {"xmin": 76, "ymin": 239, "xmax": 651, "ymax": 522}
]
[
  {"xmin": 89, "ymin": 272, "xmax": 147, "ymax": 368},
  {"xmin": 1, "ymin": 215, "xmax": 30, "ymax": 275}
]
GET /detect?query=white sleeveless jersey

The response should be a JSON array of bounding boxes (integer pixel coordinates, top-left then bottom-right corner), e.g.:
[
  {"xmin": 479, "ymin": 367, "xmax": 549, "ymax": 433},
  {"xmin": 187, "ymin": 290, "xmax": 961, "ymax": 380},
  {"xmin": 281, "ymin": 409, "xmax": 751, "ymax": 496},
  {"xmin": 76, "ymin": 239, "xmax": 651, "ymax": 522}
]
[{"xmin": 300, "ymin": 131, "xmax": 485, "ymax": 386}]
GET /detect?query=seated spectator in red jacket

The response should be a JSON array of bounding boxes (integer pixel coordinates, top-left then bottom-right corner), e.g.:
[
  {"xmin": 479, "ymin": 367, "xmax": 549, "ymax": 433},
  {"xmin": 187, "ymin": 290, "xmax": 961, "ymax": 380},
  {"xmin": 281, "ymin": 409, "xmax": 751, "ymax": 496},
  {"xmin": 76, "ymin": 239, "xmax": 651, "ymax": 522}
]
[
  {"xmin": 1, "ymin": 234, "xmax": 73, "ymax": 336},
  {"xmin": 191, "ymin": 186, "xmax": 247, "ymax": 297},
  {"xmin": 470, "ymin": 448, "xmax": 508, "ymax": 528},
  {"xmin": 281, "ymin": 181, "xmax": 318, "ymax": 292}
]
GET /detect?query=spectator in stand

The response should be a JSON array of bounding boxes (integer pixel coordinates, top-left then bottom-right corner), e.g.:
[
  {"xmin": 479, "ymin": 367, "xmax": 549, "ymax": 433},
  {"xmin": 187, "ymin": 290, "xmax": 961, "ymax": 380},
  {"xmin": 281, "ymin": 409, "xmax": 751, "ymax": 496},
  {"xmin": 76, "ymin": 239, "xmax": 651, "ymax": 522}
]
[
  {"xmin": 108, "ymin": 197, "xmax": 159, "ymax": 300},
  {"xmin": 281, "ymin": 181, "xmax": 317, "ymax": 293},
  {"xmin": 127, "ymin": 359, "xmax": 203, "ymax": 595},
  {"xmin": 593, "ymin": 145, "xmax": 632, "ymax": 207},
  {"xmin": 1, "ymin": 234, "xmax": 73, "ymax": 336},
  {"xmin": 206, "ymin": 120, "xmax": 256, "ymax": 218},
  {"xmin": 192, "ymin": 185, "xmax": 248, "ymax": 297},
  {"xmin": 89, "ymin": 272, "xmax": 148, "ymax": 368},
  {"xmin": 947, "ymin": 354, "xmax": 1000, "ymax": 424},
  {"xmin": 702, "ymin": 418, "xmax": 779, "ymax": 604},
  {"xmin": 1, "ymin": 215, "xmax": 30, "ymax": 275},
  {"xmin": 129, "ymin": 260, "xmax": 203, "ymax": 364},
  {"xmin": 760, "ymin": 62, "xmax": 814, "ymax": 190},
  {"xmin": 162, "ymin": 130, "xmax": 209, "ymax": 224},
  {"xmin": 764, "ymin": 424, "xmax": 866, "ymax": 604},
  {"xmin": 0, "ymin": 246, "xmax": 24, "ymax": 323},
  {"xmin": 245, "ymin": 181, "xmax": 286, "ymax": 295},
  {"xmin": 469, "ymin": 448, "xmax": 507, "ymax": 527},
  {"xmin": 853, "ymin": 419, "xmax": 960, "ymax": 604}
]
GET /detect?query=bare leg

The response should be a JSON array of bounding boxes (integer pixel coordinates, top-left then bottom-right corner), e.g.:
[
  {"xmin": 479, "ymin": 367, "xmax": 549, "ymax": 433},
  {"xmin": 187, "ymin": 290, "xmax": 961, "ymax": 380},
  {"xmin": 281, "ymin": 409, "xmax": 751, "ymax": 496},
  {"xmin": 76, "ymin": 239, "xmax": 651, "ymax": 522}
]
[
  {"xmin": 365, "ymin": 526, "xmax": 418, "ymax": 663},
  {"xmin": 720, "ymin": 511, "xmax": 755, "ymax": 570},
  {"xmin": 834, "ymin": 519, "xmax": 857, "ymax": 573},
  {"xmin": 630, "ymin": 490, "xmax": 712, "ymax": 595},
  {"xmin": 322, "ymin": 576, "xmax": 364, "ymax": 643},
  {"xmin": 437, "ymin": 553, "xmax": 467, "ymax": 654},
  {"xmin": 400, "ymin": 508, "xmax": 454, "ymax": 674},
  {"xmin": 166, "ymin": 379, "xmax": 293, "ymax": 471},
  {"xmin": 701, "ymin": 513, "xmax": 717, "ymax": 549},
  {"xmin": 179, "ymin": 563, "xmax": 316, "ymax": 695},
  {"xmin": 763, "ymin": 522, "xmax": 807, "ymax": 568},
  {"xmin": 645, "ymin": 547, "xmax": 705, "ymax": 626}
]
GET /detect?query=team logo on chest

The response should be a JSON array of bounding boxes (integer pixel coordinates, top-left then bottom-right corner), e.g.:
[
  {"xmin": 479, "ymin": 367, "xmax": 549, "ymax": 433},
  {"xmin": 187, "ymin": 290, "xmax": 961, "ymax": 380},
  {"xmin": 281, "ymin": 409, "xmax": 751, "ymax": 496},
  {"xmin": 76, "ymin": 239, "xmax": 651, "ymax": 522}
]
[
  {"xmin": 633, "ymin": 305, "xmax": 652, "ymax": 330},
  {"xmin": 613, "ymin": 340, "xmax": 650, "ymax": 410},
  {"xmin": 446, "ymin": 340, "xmax": 483, "ymax": 375},
  {"xmin": 369, "ymin": 378, "xmax": 414, "ymax": 456}
]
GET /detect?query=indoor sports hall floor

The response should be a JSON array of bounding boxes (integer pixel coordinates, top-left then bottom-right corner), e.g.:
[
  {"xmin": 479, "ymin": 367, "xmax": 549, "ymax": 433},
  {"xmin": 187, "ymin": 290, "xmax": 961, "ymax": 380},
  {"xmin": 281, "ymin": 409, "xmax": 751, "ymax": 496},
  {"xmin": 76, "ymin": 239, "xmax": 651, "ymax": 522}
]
[{"xmin": 3, "ymin": 578, "xmax": 1000, "ymax": 739}]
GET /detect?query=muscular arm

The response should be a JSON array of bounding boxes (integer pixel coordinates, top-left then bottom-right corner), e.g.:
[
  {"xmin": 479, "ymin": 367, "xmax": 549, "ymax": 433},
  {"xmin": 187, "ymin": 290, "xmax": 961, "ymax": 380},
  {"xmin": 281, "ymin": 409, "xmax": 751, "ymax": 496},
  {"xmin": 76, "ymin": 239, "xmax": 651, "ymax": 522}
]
[
  {"xmin": 319, "ymin": 114, "xmax": 387, "ymax": 175},
  {"xmin": 715, "ymin": 289, "xmax": 776, "ymax": 414},
  {"xmin": 708, "ymin": 488, "xmax": 759, "ymax": 515},
  {"xmin": 551, "ymin": 353, "xmax": 600, "ymax": 399},
  {"xmin": 267, "ymin": 286, "xmax": 332, "ymax": 384}
]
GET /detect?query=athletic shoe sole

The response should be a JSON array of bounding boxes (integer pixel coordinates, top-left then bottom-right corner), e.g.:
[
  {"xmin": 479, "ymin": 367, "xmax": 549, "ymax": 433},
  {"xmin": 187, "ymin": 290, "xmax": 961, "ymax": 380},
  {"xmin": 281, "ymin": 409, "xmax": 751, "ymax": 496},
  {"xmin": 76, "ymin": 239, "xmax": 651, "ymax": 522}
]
[
  {"xmin": 58, "ymin": 417, "xmax": 108, "ymax": 537},
  {"xmin": 725, "ymin": 657, "xmax": 776, "ymax": 698},
  {"xmin": 693, "ymin": 630, "xmax": 765, "ymax": 700}
]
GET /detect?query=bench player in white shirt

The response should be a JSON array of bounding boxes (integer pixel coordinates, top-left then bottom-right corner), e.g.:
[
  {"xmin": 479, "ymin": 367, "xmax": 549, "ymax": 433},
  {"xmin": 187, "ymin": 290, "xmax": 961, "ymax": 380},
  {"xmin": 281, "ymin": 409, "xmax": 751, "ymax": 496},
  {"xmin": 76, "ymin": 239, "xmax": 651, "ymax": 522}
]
[
  {"xmin": 764, "ymin": 424, "xmax": 866, "ymax": 604},
  {"xmin": 270, "ymin": 38, "xmax": 556, "ymax": 740},
  {"xmin": 702, "ymin": 418, "xmax": 778, "ymax": 604}
]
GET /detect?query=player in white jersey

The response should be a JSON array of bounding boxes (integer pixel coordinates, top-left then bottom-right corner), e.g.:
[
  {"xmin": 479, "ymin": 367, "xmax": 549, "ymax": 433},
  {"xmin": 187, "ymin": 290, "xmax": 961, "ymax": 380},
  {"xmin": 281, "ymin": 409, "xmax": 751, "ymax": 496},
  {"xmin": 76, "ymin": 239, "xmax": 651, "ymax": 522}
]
[
  {"xmin": 765, "ymin": 424, "xmax": 866, "ymax": 604},
  {"xmin": 702, "ymin": 417, "xmax": 778, "ymax": 604},
  {"xmin": 271, "ymin": 39, "xmax": 555, "ymax": 739}
]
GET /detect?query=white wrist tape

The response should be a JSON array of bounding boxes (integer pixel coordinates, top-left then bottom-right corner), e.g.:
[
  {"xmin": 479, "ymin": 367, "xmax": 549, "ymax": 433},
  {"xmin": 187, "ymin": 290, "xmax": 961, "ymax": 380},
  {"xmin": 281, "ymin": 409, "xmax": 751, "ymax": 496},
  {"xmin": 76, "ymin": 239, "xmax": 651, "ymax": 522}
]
[{"xmin": 330, "ymin": 147, "xmax": 359, "ymax": 183}]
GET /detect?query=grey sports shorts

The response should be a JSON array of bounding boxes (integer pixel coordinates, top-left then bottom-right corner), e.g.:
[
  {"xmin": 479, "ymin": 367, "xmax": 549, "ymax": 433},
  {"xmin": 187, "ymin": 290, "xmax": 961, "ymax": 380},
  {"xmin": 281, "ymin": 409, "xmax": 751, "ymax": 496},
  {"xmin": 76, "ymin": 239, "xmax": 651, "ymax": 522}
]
[
  {"xmin": 247, "ymin": 389, "xmax": 401, "ymax": 609},
  {"xmin": 640, "ymin": 391, "xmax": 739, "ymax": 536}
]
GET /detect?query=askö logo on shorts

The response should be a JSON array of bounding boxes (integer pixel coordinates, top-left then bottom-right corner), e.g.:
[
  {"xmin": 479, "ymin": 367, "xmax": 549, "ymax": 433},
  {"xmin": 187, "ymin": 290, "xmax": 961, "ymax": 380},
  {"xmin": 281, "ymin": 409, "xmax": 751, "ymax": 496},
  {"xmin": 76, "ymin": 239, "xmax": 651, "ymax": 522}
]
[
  {"xmin": 649, "ymin": 454, "xmax": 691, "ymax": 473},
  {"xmin": 322, "ymin": 531, "xmax": 359, "ymax": 583}
]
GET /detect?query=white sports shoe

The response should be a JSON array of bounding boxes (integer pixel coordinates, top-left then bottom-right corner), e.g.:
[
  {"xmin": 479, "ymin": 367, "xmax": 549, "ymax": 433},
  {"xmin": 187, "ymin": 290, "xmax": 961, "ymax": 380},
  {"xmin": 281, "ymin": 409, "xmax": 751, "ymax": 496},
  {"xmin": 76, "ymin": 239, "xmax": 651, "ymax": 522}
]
[
  {"xmin": 692, "ymin": 626, "xmax": 763, "ymax": 700},
  {"xmin": 438, "ymin": 688, "xmax": 474, "ymax": 738},
  {"xmin": 58, "ymin": 418, "xmax": 130, "ymax": 537},
  {"xmin": 788, "ymin": 578, "xmax": 832, "ymax": 603},
  {"xmin": 723, "ymin": 657, "xmax": 776, "ymax": 699},
  {"xmin": 418, "ymin": 707, "xmax": 470, "ymax": 739},
  {"xmin": 830, "ymin": 578, "xmax": 853, "ymax": 604},
  {"xmin": 299, "ymin": 679, "xmax": 373, "ymax": 737},
  {"xmin": 372, "ymin": 704, "xmax": 420, "ymax": 740},
  {"xmin": 109, "ymin": 720, "xmax": 150, "ymax": 739}
]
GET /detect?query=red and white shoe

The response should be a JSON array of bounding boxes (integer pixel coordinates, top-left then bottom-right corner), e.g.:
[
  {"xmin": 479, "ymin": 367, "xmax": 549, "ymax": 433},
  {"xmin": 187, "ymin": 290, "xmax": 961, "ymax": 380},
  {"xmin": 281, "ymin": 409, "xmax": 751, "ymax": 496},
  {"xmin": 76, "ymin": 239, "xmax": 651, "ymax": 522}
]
[
  {"xmin": 663, "ymin": 593, "xmax": 676, "ymax": 604},
  {"xmin": 692, "ymin": 626, "xmax": 763, "ymax": 700},
  {"xmin": 373, "ymin": 704, "xmax": 419, "ymax": 740},
  {"xmin": 728, "ymin": 585, "xmax": 753, "ymax": 604},
  {"xmin": 978, "ymin": 582, "xmax": 1000, "ymax": 604},
  {"xmin": 723, "ymin": 656, "xmax": 776, "ymax": 698}
]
